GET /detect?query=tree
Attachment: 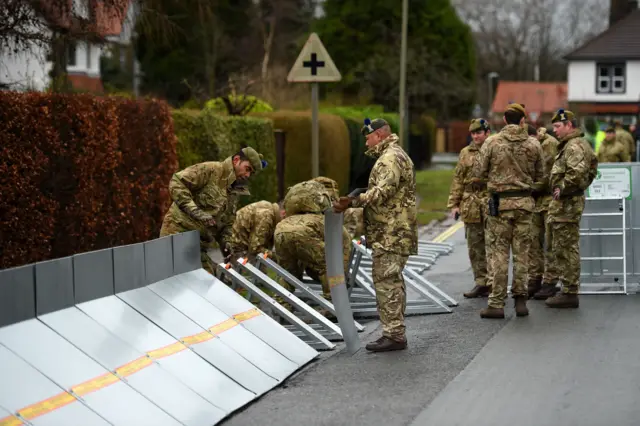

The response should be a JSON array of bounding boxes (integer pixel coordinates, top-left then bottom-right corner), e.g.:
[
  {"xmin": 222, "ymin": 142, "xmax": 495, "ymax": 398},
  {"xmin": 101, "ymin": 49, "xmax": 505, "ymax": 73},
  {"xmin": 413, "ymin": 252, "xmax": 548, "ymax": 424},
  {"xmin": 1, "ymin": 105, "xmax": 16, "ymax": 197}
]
[{"xmin": 314, "ymin": 0, "xmax": 476, "ymax": 119}]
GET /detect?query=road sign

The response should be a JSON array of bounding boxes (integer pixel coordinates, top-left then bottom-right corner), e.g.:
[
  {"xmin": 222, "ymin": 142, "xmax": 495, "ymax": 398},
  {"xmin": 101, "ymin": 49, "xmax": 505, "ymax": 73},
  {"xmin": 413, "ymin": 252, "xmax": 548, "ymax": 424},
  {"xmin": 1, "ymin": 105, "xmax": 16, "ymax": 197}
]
[
  {"xmin": 287, "ymin": 33, "xmax": 342, "ymax": 178},
  {"xmin": 587, "ymin": 167, "xmax": 632, "ymax": 200},
  {"xmin": 287, "ymin": 33, "xmax": 341, "ymax": 83}
]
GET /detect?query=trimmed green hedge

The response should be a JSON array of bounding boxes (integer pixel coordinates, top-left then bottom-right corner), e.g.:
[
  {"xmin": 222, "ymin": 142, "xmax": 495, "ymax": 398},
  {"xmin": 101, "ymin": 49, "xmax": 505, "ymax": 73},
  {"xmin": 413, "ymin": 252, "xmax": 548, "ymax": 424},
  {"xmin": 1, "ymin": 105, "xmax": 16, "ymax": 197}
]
[
  {"xmin": 252, "ymin": 111, "xmax": 351, "ymax": 195},
  {"xmin": 321, "ymin": 105, "xmax": 400, "ymax": 134},
  {"xmin": 171, "ymin": 109, "xmax": 277, "ymax": 204}
]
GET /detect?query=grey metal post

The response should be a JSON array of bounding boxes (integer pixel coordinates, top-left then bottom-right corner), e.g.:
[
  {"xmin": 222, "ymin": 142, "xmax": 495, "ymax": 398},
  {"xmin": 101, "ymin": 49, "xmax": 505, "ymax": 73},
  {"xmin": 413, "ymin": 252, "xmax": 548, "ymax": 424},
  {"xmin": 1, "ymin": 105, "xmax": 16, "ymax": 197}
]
[
  {"xmin": 399, "ymin": 0, "xmax": 408, "ymax": 149},
  {"xmin": 311, "ymin": 82, "xmax": 319, "ymax": 177},
  {"xmin": 324, "ymin": 210, "xmax": 360, "ymax": 354}
]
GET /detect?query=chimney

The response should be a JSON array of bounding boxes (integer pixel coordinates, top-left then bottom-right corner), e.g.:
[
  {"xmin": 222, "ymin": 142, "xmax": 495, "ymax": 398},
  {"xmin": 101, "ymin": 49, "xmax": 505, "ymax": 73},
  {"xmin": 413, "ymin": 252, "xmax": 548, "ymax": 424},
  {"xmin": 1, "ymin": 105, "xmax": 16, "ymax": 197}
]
[{"xmin": 610, "ymin": 0, "xmax": 638, "ymax": 26}]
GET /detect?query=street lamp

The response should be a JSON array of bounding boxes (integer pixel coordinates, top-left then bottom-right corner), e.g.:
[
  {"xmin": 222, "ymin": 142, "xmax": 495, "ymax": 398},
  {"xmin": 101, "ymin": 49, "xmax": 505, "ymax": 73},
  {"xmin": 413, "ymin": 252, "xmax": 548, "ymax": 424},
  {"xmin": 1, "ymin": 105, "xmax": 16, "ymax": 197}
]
[{"xmin": 487, "ymin": 72, "xmax": 499, "ymax": 120}]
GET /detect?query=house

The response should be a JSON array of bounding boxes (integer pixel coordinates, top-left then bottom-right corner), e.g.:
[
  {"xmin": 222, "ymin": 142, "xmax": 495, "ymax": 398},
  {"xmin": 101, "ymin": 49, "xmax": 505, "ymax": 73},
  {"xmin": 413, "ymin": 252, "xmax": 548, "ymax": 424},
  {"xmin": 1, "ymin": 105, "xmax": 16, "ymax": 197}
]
[
  {"xmin": 489, "ymin": 81, "xmax": 568, "ymax": 126},
  {"xmin": 564, "ymin": 5, "xmax": 640, "ymax": 126},
  {"xmin": 0, "ymin": 0, "xmax": 133, "ymax": 93}
]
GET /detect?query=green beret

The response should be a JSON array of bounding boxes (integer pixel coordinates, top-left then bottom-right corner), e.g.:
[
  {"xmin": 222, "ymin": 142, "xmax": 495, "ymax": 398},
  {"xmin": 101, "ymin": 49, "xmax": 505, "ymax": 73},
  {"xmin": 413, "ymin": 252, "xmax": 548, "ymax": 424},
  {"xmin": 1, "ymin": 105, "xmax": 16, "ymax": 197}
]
[
  {"xmin": 469, "ymin": 118, "xmax": 490, "ymax": 132},
  {"xmin": 551, "ymin": 108, "xmax": 575, "ymax": 123},
  {"xmin": 241, "ymin": 147, "xmax": 267, "ymax": 171},
  {"xmin": 361, "ymin": 118, "xmax": 389, "ymax": 136},
  {"xmin": 506, "ymin": 103, "xmax": 526, "ymax": 115}
]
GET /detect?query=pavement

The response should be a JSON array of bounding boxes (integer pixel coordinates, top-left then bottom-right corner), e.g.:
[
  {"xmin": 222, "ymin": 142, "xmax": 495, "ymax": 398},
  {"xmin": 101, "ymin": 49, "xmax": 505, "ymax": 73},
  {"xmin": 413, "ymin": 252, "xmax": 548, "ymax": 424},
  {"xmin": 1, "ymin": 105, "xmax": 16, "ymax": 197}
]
[{"xmin": 220, "ymin": 220, "xmax": 640, "ymax": 426}]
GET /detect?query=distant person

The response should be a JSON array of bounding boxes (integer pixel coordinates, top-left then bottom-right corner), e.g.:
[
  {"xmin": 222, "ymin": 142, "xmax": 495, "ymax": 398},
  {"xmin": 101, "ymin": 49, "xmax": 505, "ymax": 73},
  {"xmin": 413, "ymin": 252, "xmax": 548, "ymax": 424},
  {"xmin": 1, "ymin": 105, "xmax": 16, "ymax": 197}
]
[
  {"xmin": 447, "ymin": 118, "xmax": 492, "ymax": 299},
  {"xmin": 533, "ymin": 109, "xmax": 597, "ymax": 308},
  {"xmin": 160, "ymin": 147, "xmax": 266, "ymax": 274},
  {"xmin": 615, "ymin": 121, "xmax": 635, "ymax": 161},
  {"xmin": 597, "ymin": 127, "xmax": 630, "ymax": 163},
  {"xmin": 473, "ymin": 103, "xmax": 543, "ymax": 319}
]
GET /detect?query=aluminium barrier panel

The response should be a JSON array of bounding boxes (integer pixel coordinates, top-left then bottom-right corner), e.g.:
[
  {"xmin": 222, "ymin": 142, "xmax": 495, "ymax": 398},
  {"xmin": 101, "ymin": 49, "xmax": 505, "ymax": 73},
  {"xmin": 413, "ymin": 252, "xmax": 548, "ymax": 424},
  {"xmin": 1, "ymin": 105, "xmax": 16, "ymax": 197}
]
[{"xmin": 0, "ymin": 230, "xmax": 319, "ymax": 426}]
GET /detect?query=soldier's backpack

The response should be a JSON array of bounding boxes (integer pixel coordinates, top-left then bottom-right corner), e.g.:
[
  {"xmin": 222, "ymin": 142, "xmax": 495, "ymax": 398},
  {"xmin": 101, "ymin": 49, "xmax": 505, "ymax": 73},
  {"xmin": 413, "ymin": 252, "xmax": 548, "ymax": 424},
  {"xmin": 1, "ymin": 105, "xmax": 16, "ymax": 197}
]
[{"xmin": 283, "ymin": 180, "xmax": 331, "ymax": 216}]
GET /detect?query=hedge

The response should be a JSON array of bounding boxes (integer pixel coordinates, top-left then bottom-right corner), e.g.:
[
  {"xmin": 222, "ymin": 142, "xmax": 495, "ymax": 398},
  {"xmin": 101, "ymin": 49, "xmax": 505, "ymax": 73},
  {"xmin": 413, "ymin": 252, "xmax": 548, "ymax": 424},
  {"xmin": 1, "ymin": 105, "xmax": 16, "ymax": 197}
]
[
  {"xmin": 0, "ymin": 92, "xmax": 178, "ymax": 269},
  {"xmin": 172, "ymin": 109, "xmax": 277, "ymax": 205},
  {"xmin": 252, "ymin": 111, "xmax": 351, "ymax": 195}
]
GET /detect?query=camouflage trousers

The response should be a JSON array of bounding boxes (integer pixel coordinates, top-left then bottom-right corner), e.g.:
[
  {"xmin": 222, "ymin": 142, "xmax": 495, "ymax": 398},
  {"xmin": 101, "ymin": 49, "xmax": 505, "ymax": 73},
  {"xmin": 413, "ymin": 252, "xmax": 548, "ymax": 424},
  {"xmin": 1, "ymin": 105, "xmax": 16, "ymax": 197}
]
[
  {"xmin": 527, "ymin": 210, "xmax": 553, "ymax": 285},
  {"xmin": 544, "ymin": 221, "xmax": 580, "ymax": 294},
  {"xmin": 372, "ymin": 250, "xmax": 409, "ymax": 342},
  {"xmin": 159, "ymin": 216, "xmax": 215, "ymax": 275},
  {"xmin": 485, "ymin": 210, "xmax": 533, "ymax": 308},
  {"xmin": 464, "ymin": 222, "xmax": 488, "ymax": 287},
  {"xmin": 274, "ymin": 233, "xmax": 350, "ymax": 299}
]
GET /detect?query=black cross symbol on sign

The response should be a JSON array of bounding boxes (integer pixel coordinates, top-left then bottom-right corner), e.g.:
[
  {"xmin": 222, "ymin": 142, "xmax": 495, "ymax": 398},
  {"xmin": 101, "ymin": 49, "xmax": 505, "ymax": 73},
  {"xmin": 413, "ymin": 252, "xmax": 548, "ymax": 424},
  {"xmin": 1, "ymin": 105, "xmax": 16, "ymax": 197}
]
[{"xmin": 303, "ymin": 53, "xmax": 325, "ymax": 75}]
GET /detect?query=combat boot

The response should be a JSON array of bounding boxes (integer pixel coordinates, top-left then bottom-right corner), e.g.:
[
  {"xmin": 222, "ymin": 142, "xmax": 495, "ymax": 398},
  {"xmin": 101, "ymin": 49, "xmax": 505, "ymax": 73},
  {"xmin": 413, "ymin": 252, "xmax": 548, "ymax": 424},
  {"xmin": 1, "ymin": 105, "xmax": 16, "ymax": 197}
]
[
  {"xmin": 527, "ymin": 278, "xmax": 542, "ymax": 299},
  {"xmin": 480, "ymin": 306, "xmax": 505, "ymax": 319},
  {"xmin": 464, "ymin": 285, "xmax": 491, "ymax": 298},
  {"xmin": 514, "ymin": 296, "xmax": 529, "ymax": 317},
  {"xmin": 545, "ymin": 293, "xmax": 579, "ymax": 309},
  {"xmin": 533, "ymin": 283, "xmax": 559, "ymax": 300},
  {"xmin": 365, "ymin": 336, "xmax": 407, "ymax": 352}
]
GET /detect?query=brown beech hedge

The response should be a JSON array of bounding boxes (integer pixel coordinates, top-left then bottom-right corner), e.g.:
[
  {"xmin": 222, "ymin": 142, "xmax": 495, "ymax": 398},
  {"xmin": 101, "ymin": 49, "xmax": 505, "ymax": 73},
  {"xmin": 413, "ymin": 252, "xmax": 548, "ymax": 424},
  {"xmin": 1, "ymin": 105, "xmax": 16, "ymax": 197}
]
[{"xmin": 0, "ymin": 92, "xmax": 178, "ymax": 269}]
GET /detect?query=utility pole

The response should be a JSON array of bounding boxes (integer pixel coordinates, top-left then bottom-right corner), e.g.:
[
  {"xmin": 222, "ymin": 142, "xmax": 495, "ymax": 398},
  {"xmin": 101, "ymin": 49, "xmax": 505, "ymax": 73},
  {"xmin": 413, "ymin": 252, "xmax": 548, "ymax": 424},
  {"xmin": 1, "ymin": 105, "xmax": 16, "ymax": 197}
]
[{"xmin": 399, "ymin": 0, "xmax": 409, "ymax": 150}]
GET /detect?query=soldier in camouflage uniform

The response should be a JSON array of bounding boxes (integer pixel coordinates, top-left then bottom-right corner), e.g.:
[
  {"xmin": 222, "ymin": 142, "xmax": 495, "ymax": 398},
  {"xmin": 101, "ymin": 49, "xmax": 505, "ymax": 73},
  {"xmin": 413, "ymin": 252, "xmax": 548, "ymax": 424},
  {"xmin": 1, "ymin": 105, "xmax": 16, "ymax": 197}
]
[
  {"xmin": 312, "ymin": 176, "xmax": 340, "ymax": 202},
  {"xmin": 274, "ymin": 180, "xmax": 351, "ymax": 300},
  {"xmin": 526, "ymin": 127, "xmax": 560, "ymax": 297},
  {"xmin": 615, "ymin": 122, "xmax": 635, "ymax": 161},
  {"xmin": 226, "ymin": 200, "xmax": 284, "ymax": 265},
  {"xmin": 473, "ymin": 103, "xmax": 543, "ymax": 319},
  {"xmin": 344, "ymin": 207, "xmax": 364, "ymax": 239},
  {"xmin": 447, "ymin": 118, "xmax": 492, "ymax": 298},
  {"xmin": 334, "ymin": 118, "xmax": 417, "ymax": 352},
  {"xmin": 533, "ymin": 109, "xmax": 598, "ymax": 308},
  {"xmin": 159, "ymin": 147, "xmax": 267, "ymax": 274},
  {"xmin": 597, "ymin": 127, "xmax": 630, "ymax": 163}
]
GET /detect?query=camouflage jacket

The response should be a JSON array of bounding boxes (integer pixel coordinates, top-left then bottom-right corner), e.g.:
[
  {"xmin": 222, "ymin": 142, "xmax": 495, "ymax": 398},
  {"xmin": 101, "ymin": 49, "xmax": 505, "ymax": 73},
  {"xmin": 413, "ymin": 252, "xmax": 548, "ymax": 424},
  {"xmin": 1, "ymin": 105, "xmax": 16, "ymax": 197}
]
[
  {"xmin": 474, "ymin": 124, "xmax": 543, "ymax": 212},
  {"xmin": 344, "ymin": 207, "xmax": 364, "ymax": 239},
  {"xmin": 447, "ymin": 142, "xmax": 488, "ymax": 223},
  {"xmin": 616, "ymin": 128, "xmax": 635, "ymax": 159},
  {"xmin": 535, "ymin": 131, "xmax": 560, "ymax": 212},
  {"xmin": 228, "ymin": 200, "xmax": 281, "ymax": 256},
  {"xmin": 165, "ymin": 157, "xmax": 248, "ymax": 249},
  {"xmin": 548, "ymin": 129, "xmax": 598, "ymax": 223},
  {"xmin": 352, "ymin": 133, "xmax": 418, "ymax": 255},
  {"xmin": 597, "ymin": 139, "xmax": 630, "ymax": 163}
]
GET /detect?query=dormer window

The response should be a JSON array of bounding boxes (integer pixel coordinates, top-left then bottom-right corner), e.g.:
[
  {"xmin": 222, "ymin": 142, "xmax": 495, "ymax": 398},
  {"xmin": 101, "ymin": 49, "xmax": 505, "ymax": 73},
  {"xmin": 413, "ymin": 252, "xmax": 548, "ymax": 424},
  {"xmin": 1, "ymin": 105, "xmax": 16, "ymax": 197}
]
[{"xmin": 596, "ymin": 63, "xmax": 626, "ymax": 94}]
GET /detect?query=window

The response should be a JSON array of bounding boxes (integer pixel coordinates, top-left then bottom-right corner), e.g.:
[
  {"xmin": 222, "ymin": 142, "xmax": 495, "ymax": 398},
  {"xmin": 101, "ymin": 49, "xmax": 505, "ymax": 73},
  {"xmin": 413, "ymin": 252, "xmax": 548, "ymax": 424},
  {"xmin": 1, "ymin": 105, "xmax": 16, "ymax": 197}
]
[
  {"xmin": 596, "ymin": 63, "xmax": 626, "ymax": 94},
  {"xmin": 86, "ymin": 43, "xmax": 92, "ymax": 69},
  {"xmin": 72, "ymin": 0, "xmax": 89, "ymax": 19},
  {"xmin": 67, "ymin": 42, "xmax": 77, "ymax": 67}
]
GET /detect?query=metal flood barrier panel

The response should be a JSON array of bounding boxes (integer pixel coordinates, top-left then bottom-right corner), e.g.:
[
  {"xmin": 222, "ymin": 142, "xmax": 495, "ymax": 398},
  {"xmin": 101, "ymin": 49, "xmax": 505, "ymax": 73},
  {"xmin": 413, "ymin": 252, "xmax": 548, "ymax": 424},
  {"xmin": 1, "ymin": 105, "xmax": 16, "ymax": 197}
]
[
  {"xmin": 0, "ymin": 231, "xmax": 318, "ymax": 426},
  {"xmin": 580, "ymin": 163, "xmax": 640, "ymax": 294}
]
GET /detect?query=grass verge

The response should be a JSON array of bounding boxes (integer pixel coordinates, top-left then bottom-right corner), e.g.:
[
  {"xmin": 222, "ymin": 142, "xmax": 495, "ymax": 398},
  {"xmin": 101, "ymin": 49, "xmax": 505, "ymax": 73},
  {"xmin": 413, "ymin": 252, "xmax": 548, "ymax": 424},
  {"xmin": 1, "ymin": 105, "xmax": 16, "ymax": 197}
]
[{"xmin": 415, "ymin": 168, "xmax": 454, "ymax": 225}]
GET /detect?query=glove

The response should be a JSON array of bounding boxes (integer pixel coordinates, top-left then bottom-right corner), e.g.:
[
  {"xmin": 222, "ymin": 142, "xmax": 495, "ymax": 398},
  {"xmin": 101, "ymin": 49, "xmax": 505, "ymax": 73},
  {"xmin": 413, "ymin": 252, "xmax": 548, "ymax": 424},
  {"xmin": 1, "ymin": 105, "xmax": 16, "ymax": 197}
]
[{"xmin": 332, "ymin": 196, "xmax": 353, "ymax": 213}]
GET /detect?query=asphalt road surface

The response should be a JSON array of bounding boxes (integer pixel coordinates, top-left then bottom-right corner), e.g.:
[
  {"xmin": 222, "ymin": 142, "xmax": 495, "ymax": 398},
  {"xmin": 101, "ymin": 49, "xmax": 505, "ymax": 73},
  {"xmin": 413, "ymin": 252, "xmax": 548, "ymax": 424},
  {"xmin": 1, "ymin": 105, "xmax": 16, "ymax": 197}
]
[{"xmin": 221, "ymin": 222, "xmax": 640, "ymax": 426}]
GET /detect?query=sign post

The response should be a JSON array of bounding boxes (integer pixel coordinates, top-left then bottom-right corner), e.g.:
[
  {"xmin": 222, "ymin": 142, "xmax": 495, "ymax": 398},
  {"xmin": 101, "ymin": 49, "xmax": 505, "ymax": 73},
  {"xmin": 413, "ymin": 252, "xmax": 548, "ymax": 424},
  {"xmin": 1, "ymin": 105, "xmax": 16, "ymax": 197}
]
[{"xmin": 287, "ymin": 33, "xmax": 342, "ymax": 178}]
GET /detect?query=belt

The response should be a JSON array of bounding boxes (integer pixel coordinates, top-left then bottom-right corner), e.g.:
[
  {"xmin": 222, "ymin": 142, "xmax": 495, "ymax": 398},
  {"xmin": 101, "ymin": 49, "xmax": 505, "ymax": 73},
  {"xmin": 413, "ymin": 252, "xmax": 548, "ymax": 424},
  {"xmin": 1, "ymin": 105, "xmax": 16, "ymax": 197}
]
[
  {"xmin": 495, "ymin": 190, "xmax": 532, "ymax": 198},
  {"xmin": 464, "ymin": 183, "xmax": 487, "ymax": 192}
]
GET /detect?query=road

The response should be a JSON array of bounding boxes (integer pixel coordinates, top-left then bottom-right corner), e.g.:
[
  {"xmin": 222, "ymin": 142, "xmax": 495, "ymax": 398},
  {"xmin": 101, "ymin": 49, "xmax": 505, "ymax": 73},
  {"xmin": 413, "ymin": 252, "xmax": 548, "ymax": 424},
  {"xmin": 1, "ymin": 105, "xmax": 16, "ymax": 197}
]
[{"xmin": 221, "ymin": 222, "xmax": 640, "ymax": 426}]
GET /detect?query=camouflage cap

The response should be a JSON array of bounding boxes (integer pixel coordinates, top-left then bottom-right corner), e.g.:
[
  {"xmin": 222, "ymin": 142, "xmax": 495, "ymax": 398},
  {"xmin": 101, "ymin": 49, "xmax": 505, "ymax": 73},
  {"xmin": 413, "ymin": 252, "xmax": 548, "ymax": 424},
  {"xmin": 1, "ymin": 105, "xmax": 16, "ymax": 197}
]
[
  {"xmin": 605, "ymin": 126, "xmax": 616, "ymax": 133},
  {"xmin": 551, "ymin": 108, "xmax": 575, "ymax": 123},
  {"xmin": 506, "ymin": 103, "xmax": 526, "ymax": 115},
  {"xmin": 361, "ymin": 118, "xmax": 389, "ymax": 136},
  {"xmin": 240, "ymin": 147, "xmax": 267, "ymax": 171},
  {"xmin": 469, "ymin": 118, "xmax": 490, "ymax": 132}
]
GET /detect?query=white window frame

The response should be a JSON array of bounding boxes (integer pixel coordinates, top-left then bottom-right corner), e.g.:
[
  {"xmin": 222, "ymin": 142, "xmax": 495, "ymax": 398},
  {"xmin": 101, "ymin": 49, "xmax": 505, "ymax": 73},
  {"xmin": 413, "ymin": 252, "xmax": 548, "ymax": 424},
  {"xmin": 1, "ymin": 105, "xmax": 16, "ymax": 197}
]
[
  {"xmin": 596, "ymin": 63, "xmax": 626, "ymax": 94},
  {"xmin": 72, "ymin": 0, "xmax": 89, "ymax": 19}
]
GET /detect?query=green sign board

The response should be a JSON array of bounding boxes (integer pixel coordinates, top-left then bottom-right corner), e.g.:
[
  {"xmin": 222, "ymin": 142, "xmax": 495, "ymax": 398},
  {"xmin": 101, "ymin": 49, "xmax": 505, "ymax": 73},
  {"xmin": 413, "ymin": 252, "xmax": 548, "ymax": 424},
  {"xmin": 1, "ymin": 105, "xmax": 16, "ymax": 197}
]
[{"xmin": 586, "ymin": 166, "xmax": 632, "ymax": 200}]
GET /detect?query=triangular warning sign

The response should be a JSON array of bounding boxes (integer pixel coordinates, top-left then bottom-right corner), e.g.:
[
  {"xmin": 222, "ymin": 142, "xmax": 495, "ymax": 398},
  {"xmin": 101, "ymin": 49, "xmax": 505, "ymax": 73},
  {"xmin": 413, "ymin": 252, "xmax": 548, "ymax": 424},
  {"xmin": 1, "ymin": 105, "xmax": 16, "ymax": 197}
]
[{"xmin": 287, "ymin": 33, "xmax": 342, "ymax": 83}]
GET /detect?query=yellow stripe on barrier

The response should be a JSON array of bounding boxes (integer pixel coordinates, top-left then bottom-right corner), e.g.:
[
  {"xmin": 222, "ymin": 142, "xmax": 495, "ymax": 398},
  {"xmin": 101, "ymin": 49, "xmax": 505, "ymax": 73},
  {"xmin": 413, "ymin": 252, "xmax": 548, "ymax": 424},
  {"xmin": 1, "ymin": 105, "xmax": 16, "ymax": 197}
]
[
  {"xmin": 3, "ymin": 307, "xmax": 261, "ymax": 423},
  {"xmin": 0, "ymin": 415, "xmax": 24, "ymax": 426}
]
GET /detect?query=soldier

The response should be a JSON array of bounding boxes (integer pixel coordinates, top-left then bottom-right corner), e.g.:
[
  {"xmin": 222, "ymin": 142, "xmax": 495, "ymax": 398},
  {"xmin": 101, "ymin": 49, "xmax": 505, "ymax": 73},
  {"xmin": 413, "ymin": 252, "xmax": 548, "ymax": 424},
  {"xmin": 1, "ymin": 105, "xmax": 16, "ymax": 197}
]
[
  {"xmin": 226, "ymin": 200, "xmax": 284, "ymax": 265},
  {"xmin": 333, "ymin": 117, "xmax": 417, "ymax": 352},
  {"xmin": 533, "ymin": 109, "xmax": 598, "ymax": 308},
  {"xmin": 615, "ymin": 121, "xmax": 635, "ymax": 161},
  {"xmin": 473, "ymin": 103, "xmax": 543, "ymax": 319},
  {"xmin": 159, "ymin": 147, "xmax": 266, "ymax": 274},
  {"xmin": 597, "ymin": 127, "xmax": 630, "ymax": 163},
  {"xmin": 274, "ymin": 180, "xmax": 351, "ymax": 301},
  {"xmin": 447, "ymin": 118, "xmax": 492, "ymax": 298},
  {"xmin": 344, "ymin": 207, "xmax": 364, "ymax": 239},
  {"xmin": 312, "ymin": 176, "xmax": 340, "ymax": 202},
  {"xmin": 526, "ymin": 127, "xmax": 560, "ymax": 297}
]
